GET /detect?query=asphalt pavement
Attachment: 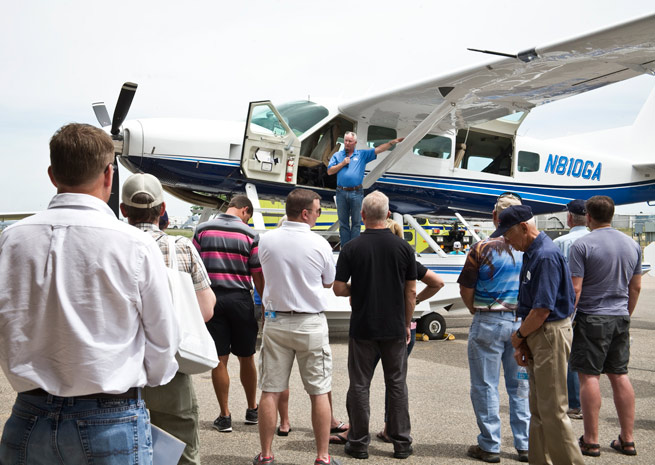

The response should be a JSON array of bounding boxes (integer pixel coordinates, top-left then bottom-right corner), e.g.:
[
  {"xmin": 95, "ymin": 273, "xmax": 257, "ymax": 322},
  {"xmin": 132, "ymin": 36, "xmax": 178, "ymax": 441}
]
[{"xmin": 1, "ymin": 277, "xmax": 654, "ymax": 464}]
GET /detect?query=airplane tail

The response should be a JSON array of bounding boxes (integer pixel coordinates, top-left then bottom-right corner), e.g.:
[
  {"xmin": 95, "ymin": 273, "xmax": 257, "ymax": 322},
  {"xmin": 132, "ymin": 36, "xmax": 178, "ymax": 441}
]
[{"xmin": 630, "ymin": 85, "xmax": 655, "ymax": 158}]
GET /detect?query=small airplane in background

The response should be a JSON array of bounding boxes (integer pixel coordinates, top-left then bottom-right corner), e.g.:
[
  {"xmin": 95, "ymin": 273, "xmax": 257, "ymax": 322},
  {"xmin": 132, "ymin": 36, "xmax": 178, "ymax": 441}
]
[{"xmin": 92, "ymin": 13, "xmax": 655, "ymax": 225}]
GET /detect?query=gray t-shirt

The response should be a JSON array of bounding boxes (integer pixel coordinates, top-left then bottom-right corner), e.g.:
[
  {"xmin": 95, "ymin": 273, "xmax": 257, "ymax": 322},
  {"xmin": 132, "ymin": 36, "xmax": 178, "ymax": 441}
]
[{"xmin": 569, "ymin": 228, "xmax": 641, "ymax": 316}]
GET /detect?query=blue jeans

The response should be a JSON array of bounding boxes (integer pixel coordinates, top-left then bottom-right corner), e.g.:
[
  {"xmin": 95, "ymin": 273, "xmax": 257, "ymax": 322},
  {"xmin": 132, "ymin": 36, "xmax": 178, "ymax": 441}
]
[
  {"xmin": 336, "ymin": 188, "xmax": 363, "ymax": 246},
  {"xmin": 567, "ymin": 363, "xmax": 581, "ymax": 409},
  {"xmin": 0, "ymin": 391, "xmax": 153, "ymax": 465},
  {"xmin": 468, "ymin": 311, "xmax": 530, "ymax": 453}
]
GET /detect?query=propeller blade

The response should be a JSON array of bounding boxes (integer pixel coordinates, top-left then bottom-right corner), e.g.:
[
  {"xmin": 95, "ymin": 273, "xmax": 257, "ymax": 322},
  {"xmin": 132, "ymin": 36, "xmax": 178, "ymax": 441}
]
[
  {"xmin": 92, "ymin": 102, "xmax": 112, "ymax": 127},
  {"xmin": 111, "ymin": 82, "xmax": 138, "ymax": 136},
  {"xmin": 107, "ymin": 159, "xmax": 120, "ymax": 218}
]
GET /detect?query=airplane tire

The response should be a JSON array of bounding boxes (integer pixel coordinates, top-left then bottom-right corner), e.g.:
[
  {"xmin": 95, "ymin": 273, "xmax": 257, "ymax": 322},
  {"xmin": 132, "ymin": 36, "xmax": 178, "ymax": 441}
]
[{"xmin": 418, "ymin": 313, "xmax": 446, "ymax": 340}]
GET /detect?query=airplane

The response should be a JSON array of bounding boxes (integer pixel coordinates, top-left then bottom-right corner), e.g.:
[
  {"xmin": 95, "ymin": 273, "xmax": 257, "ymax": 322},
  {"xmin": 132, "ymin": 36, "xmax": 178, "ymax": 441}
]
[
  {"xmin": 89, "ymin": 14, "xmax": 655, "ymax": 338},
  {"xmin": 93, "ymin": 13, "xmax": 655, "ymax": 222}
]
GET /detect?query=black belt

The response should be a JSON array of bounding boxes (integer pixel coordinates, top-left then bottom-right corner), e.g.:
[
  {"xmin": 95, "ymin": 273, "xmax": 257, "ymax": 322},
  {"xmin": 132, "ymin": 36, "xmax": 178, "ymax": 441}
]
[
  {"xmin": 337, "ymin": 185, "xmax": 362, "ymax": 191},
  {"xmin": 22, "ymin": 387, "xmax": 141, "ymax": 400}
]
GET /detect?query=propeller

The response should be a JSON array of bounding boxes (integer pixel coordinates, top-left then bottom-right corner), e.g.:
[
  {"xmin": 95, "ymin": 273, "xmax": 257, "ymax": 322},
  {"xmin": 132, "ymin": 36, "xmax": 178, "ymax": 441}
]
[{"xmin": 92, "ymin": 82, "xmax": 138, "ymax": 217}]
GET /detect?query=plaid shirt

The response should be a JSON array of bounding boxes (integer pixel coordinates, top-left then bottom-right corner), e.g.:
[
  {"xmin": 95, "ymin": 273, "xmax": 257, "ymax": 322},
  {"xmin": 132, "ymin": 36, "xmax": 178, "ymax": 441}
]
[{"xmin": 136, "ymin": 223, "xmax": 211, "ymax": 292}]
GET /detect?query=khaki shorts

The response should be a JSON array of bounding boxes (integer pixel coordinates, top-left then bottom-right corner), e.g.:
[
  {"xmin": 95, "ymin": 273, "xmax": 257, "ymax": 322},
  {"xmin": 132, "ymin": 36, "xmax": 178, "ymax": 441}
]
[{"xmin": 258, "ymin": 312, "xmax": 332, "ymax": 395}]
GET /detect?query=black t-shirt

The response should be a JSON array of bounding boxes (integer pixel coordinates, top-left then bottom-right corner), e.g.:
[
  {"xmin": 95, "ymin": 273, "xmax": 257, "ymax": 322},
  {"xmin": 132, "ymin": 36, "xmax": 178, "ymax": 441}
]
[{"xmin": 336, "ymin": 228, "xmax": 417, "ymax": 339}]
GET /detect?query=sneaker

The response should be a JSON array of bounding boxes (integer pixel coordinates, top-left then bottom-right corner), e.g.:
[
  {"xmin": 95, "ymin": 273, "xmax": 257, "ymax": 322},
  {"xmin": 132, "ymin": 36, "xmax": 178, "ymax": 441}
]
[
  {"xmin": 517, "ymin": 449, "xmax": 529, "ymax": 462},
  {"xmin": 467, "ymin": 445, "xmax": 500, "ymax": 463},
  {"xmin": 567, "ymin": 407, "xmax": 583, "ymax": 419},
  {"xmin": 393, "ymin": 445, "xmax": 414, "ymax": 459},
  {"xmin": 345, "ymin": 442, "xmax": 369, "ymax": 459},
  {"xmin": 245, "ymin": 406, "xmax": 259, "ymax": 425},
  {"xmin": 315, "ymin": 456, "xmax": 342, "ymax": 465},
  {"xmin": 213, "ymin": 414, "xmax": 232, "ymax": 432},
  {"xmin": 253, "ymin": 453, "xmax": 275, "ymax": 464}
]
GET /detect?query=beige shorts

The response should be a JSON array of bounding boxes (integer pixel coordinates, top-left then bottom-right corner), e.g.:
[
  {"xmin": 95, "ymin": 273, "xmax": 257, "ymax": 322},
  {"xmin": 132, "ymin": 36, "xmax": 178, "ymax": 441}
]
[{"xmin": 258, "ymin": 312, "xmax": 332, "ymax": 395}]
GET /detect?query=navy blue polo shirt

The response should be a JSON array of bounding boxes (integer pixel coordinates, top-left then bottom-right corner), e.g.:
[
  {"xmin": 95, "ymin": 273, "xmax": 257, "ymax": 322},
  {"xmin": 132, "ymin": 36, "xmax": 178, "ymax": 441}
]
[{"xmin": 517, "ymin": 232, "xmax": 574, "ymax": 321}]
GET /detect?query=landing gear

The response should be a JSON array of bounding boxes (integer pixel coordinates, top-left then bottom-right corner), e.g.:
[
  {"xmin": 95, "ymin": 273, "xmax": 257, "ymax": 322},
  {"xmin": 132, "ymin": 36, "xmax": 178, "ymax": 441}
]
[{"xmin": 418, "ymin": 312, "xmax": 446, "ymax": 340}]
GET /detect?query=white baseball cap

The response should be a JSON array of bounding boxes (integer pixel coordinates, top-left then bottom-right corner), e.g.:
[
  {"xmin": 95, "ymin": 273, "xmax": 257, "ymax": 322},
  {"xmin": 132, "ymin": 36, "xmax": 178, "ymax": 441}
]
[{"xmin": 121, "ymin": 173, "xmax": 164, "ymax": 208}]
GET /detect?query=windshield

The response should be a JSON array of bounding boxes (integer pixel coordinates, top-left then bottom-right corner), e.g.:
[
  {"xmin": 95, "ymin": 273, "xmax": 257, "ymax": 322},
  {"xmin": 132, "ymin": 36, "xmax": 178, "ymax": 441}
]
[{"xmin": 251, "ymin": 101, "xmax": 329, "ymax": 137}]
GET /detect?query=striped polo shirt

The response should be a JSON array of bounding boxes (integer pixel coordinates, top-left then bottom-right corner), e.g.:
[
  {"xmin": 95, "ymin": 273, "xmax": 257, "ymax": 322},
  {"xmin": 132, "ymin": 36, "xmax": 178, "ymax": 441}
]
[{"xmin": 193, "ymin": 213, "xmax": 262, "ymax": 291}]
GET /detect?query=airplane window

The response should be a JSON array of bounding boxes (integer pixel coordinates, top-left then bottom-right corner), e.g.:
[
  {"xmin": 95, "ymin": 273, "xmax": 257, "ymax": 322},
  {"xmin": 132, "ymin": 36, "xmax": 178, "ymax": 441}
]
[
  {"xmin": 518, "ymin": 151, "xmax": 540, "ymax": 172},
  {"xmin": 367, "ymin": 125, "xmax": 397, "ymax": 150},
  {"xmin": 250, "ymin": 105, "xmax": 288, "ymax": 137},
  {"xmin": 413, "ymin": 134, "xmax": 452, "ymax": 159},
  {"xmin": 466, "ymin": 155, "xmax": 494, "ymax": 171},
  {"xmin": 277, "ymin": 101, "xmax": 329, "ymax": 136}
]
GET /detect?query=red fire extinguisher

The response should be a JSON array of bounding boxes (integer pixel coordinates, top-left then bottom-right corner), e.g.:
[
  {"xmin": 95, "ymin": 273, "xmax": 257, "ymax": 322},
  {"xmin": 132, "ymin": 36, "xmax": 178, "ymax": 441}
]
[{"xmin": 286, "ymin": 157, "xmax": 295, "ymax": 183}]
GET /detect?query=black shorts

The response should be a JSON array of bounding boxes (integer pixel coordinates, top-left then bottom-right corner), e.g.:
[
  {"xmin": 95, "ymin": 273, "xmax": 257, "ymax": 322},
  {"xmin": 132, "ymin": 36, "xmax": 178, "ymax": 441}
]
[
  {"xmin": 206, "ymin": 289, "xmax": 258, "ymax": 357},
  {"xmin": 570, "ymin": 313, "xmax": 630, "ymax": 375}
]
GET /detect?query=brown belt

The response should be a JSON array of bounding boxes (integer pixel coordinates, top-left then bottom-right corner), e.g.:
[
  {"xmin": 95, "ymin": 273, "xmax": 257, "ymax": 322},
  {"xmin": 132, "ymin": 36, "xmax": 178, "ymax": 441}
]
[
  {"xmin": 337, "ymin": 185, "xmax": 362, "ymax": 191},
  {"xmin": 21, "ymin": 387, "xmax": 141, "ymax": 400}
]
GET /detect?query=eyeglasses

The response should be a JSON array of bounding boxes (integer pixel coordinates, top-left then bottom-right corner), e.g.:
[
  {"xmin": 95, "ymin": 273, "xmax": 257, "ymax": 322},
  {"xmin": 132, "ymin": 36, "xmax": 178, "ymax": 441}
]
[
  {"xmin": 497, "ymin": 191, "xmax": 522, "ymax": 201},
  {"xmin": 304, "ymin": 207, "xmax": 322, "ymax": 216}
]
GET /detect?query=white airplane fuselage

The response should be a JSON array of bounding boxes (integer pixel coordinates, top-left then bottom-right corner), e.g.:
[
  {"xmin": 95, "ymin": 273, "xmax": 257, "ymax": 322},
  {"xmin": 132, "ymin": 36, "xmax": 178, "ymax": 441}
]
[{"xmin": 117, "ymin": 97, "xmax": 655, "ymax": 218}]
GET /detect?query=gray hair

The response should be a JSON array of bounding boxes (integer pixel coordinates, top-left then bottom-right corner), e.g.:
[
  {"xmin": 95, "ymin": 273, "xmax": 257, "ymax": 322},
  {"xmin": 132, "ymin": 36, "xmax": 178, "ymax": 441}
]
[
  {"xmin": 362, "ymin": 190, "xmax": 389, "ymax": 222},
  {"xmin": 344, "ymin": 131, "xmax": 357, "ymax": 141},
  {"xmin": 570, "ymin": 212, "xmax": 587, "ymax": 226}
]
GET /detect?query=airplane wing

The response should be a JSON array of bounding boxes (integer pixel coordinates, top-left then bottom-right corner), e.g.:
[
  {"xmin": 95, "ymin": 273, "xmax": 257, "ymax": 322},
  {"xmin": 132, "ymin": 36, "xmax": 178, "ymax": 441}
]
[
  {"xmin": 339, "ymin": 14, "xmax": 655, "ymax": 187},
  {"xmin": 340, "ymin": 14, "xmax": 655, "ymax": 134}
]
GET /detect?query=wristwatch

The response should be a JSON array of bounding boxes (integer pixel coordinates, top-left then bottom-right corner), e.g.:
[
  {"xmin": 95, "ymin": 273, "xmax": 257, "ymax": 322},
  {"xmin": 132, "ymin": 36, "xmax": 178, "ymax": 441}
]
[{"xmin": 516, "ymin": 328, "xmax": 525, "ymax": 339}]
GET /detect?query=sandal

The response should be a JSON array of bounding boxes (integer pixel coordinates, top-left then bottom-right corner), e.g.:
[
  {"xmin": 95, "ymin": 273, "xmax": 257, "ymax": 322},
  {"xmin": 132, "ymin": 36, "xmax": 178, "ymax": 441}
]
[
  {"xmin": 329, "ymin": 432, "xmax": 347, "ymax": 445},
  {"xmin": 610, "ymin": 435, "xmax": 637, "ymax": 456},
  {"xmin": 330, "ymin": 421, "xmax": 348, "ymax": 434},
  {"xmin": 376, "ymin": 431, "xmax": 391, "ymax": 443},
  {"xmin": 579, "ymin": 436, "xmax": 601, "ymax": 457},
  {"xmin": 276, "ymin": 426, "xmax": 291, "ymax": 437}
]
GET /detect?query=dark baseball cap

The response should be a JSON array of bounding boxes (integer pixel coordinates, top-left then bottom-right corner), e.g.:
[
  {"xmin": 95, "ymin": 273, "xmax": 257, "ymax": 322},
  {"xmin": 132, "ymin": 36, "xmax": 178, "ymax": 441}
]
[
  {"xmin": 490, "ymin": 205, "xmax": 534, "ymax": 238},
  {"xmin": 566, "ymin": 199, "xmax": 586, "ymax": 216}
]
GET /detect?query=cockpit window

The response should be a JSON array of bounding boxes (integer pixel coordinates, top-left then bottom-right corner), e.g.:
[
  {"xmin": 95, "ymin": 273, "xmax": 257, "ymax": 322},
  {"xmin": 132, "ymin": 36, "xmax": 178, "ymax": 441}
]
[
  {"xmin": 277, "ymin": 101, "xmax": 329, "ymax": 136},
  {"xmin": 250, "ymin": 101, "xmax": 329, "ymax": 137}
]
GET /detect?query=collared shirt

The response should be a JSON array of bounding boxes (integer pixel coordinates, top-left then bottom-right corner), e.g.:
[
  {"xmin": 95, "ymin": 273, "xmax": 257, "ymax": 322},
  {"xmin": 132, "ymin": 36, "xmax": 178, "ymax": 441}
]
[
  {"xmin": 0, "ymin": 194, "xmax": 179, "ymax": 396},
  {"xmin": 328, "ymin": 148, "xmax": 376, "ymax": 187},
  {"xmin": 193, "ymin": 213, "xmax": 261, "ymax": 291},
  {"xmin": 259, "ymin": 221, "xmax": 335, "ymax": 313},
  {"xmin": 569, "ymin": 227, "xmax": 641, "ymax": 316},
  {"xmin": 136, "ymin": 223, "xmax": 211, "ymax": 292},
  {"xmin": 553, "ymin": 225, "xmax": 589, "ymax": 263},
  {"xmin": 517, "ymin": 232, "xmax": 575, "ymax": 322},
  {"xmin": 458, "ymin": 237, "xmax": 522, "ymax": 312}
]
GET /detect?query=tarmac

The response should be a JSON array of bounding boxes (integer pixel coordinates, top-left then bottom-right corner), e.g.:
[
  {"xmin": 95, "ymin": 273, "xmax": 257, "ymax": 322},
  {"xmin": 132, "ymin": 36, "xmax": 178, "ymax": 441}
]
[{"xmin": 1, "ymin": 277, "xmax": 654, "ymax": 464}]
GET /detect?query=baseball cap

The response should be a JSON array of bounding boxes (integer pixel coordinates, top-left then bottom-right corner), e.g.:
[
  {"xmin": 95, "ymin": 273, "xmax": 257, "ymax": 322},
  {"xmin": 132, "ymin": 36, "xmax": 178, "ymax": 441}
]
[
  {"xmin": 566, "ymin": 199, "xmax": 586, "ymax": 216},
  {"xmin": 490, "ymin": 205, "xmax": 533, "ymax": 238},
  {"xmin": 494, "ymin": 192, "xmax": 522, "ymax": 212},
  {"xmin": 121, "ymin": 173, "xmax": 164, "ymax": 208},
  {"xmin": 453, "ymin": 241, "xmax": 462, "ymax": 248}
]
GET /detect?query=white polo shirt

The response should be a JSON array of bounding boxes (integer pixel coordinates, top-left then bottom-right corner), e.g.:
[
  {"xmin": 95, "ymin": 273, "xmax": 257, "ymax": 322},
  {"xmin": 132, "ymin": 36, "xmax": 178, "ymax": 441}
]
[{"xmin": 258, "ymin": 221, "xmax": 335, "ymax": 313}]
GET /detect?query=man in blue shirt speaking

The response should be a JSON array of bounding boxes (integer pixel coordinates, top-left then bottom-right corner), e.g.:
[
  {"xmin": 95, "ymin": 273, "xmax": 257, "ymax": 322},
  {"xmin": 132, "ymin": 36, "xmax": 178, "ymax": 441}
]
[{"xmin": 328, "ymin": 131, "xmax": 403, "ymax": 246}]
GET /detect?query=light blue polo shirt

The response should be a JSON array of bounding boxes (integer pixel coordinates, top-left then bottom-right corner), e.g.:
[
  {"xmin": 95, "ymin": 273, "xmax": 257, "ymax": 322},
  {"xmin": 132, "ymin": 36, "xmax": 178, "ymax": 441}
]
[{"xmin": 328, "ymin": 148, "xmax": 376, "ymax": 188}]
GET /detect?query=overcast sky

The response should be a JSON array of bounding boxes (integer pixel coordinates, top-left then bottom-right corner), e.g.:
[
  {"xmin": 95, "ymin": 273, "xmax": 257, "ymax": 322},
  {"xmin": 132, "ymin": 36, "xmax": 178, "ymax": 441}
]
[{"xmin": 2, "ymin": 0, "xmax": 654, "ymax": 217}]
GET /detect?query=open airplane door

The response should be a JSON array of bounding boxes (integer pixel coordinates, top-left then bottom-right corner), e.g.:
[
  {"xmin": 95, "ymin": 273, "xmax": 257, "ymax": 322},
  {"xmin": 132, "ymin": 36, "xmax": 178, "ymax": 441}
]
[{"xmin": 241, "ymin": 101, "xmax": 301, "ymax": 185}]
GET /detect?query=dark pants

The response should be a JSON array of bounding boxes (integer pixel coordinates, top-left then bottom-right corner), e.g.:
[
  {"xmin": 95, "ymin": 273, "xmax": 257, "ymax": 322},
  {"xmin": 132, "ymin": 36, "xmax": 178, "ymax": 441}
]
[{"xmin": 346, "ymin": 337, "xmax": 412, "ymax": 454}]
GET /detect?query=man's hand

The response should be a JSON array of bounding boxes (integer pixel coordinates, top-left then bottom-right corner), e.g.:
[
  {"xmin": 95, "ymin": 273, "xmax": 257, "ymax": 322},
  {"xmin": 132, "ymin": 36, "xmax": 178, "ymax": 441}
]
[
  {"xmin": 343, "ymin": 157, "xmax": 350, "ymax": 166},
  {"xmin": 513, "ymin": 344, "xmax": 530, "ymax": 366},
  {"xmin": 406, "ymin": 326, "xmax": 411, "ymax": 346}
]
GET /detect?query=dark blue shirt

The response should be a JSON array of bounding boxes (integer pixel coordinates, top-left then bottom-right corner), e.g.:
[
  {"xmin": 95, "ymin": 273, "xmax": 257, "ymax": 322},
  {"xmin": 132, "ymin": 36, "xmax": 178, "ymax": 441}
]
[{"xmin": 517, "ymin": 232, "xmax": 574, "ymax": 321}]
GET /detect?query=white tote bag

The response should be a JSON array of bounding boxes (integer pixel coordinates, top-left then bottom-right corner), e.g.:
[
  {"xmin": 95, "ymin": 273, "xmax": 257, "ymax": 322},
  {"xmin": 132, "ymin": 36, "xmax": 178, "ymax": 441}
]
[{"xmin": 165, "ymin": 236, "xmax": 219, "ymax": 375}]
